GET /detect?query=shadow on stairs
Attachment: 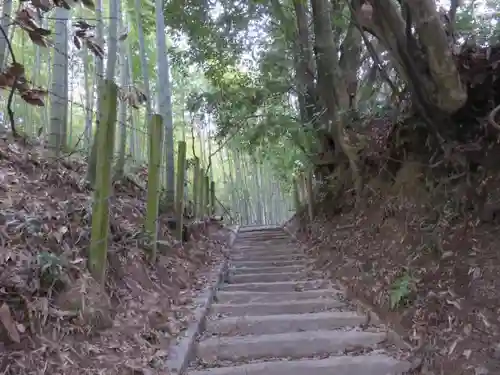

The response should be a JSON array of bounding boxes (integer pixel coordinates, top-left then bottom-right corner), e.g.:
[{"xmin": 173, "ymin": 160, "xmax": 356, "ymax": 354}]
[{"xmin": 184, "ymin": 226, "xmax": 412, "ymax": 375}]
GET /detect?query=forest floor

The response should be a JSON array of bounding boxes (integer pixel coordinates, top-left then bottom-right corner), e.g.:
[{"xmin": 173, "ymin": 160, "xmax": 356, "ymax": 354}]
[
  {"xmin": 286, "ymin": 167, "xmax": 500, "ymax": 375},
  {"xmin": 0, "ymin": 135, "xmax": 233, "ymax": 375}
]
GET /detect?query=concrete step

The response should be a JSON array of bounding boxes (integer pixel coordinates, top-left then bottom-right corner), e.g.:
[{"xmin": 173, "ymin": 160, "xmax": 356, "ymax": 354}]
[
  {"xmin": 230, "ymin": 254, "xmax": 306, "ymax": 263},
  {"xmin": 235, "ymin": 238, "xmax": 290, "ymax": 244},
  {"xmin": 196, "ymin": 330, "xmax": 387, "ymax": 362},
  {"xmin": 230, "ymin": 265, "xmax": 303, "ymax": 275},
  {"xmin": 188, "ymin": 355, "xmax": 411, "ymax": 375},
  {"xmin": 237, "ymin": 226, "xmax": 282, "ymax": 232},
  {"xmin": 234, "ymin": 241, "xmax": 291, "ymax": 247},
  {"xmin": 231, "ymin": 260, "xmax": 306, "ymax": 268},
  {"xmin": 233, "ymin": 242, "xmax": 294, "ymax": 247},
  {"xmin": 215, "ymin": 289, "xmax": 338, "ymax": 304},
  {"xmin": 206, "ymin": 311, "xmax": 367, "ymax": 336},
  {"xmin": 236, "ymin": 235, "xmax": 285, "ymax": 239},
  {"xmin": 237, "ymin": 231, "xmax": 287, "ymax": 236},
  {"xmin": 229, "ymin": 272, "xmax": 307, "ymax": 284},
  {"xmin": 236, "ymin": 236, "xmax": 289, "ymax": 241},
  {"xmin": 234, "ymin": 240, "xmax": 290, "ymax": 246},
  {"xmin": 221, "ymin": 280, "xmax": 329, "ymax": 293},
  {"xmin": 230, "ymin": 249, "xmax": 302, "ymax": 258},
  {"xmin": 211, "ymin": 298, "xmax": 345, "ymax": 317}
]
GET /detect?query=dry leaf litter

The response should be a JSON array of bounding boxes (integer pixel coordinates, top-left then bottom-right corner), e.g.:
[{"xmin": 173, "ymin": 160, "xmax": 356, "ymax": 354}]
[
  {"xmin": 0, "ymin": 136, "xmax": 233, "ymax": 375},
  {"xmin": 286, "ymin": 171, "xmax": 500, "ymax": 375}
]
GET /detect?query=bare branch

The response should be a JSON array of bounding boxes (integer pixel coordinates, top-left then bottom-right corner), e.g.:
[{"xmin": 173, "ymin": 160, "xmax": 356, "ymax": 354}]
[
  {"xmin": 0, "ymin": 24, "xmax": 18, "ymax": 137},
  {"xmin": 488, "ymin": 104, "xmax": 500, "ymax": 132}
]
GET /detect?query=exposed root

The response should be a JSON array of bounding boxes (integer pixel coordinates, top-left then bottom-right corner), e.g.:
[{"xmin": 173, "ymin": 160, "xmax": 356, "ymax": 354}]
[{"xmin": 488, "ymin": 103, "xmax": 500, "ymax": 132}]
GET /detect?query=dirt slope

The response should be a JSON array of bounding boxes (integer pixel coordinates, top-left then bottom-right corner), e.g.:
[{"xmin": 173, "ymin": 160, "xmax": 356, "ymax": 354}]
[
  {"xmin": 286, "ymin": 172, "xmax": 500, "ymax": 375},
  {"xmin": 0, "ymin": 137, "xmax": 232, "ymax": 374}
]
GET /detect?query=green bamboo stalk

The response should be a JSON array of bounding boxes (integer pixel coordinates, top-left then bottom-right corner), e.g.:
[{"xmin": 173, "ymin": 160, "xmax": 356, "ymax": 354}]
[
  {"xmin": 145, "ymin": 114, "xmax": 164, "ymax": 260},
  {"xmin": 192, "ymin": 157, "xmax": 200, "ymax": 219},
  {"xmin": 204, "ymin": 174, "xmax": 210, "ymax": 217},
  {"xmin": 199, "ymin": 167, "xmax": 205, "ymax": 217},
  {"xmin": 175, "ymin": 141, "xmax": 187, "ymax": 240},
  {"xmin": 293, "ymin": 176, "xmax": 301, "ymax": 215},
  {"xmin": 88, "ymin": 80, "xmax": 118, "ymax": 284}
]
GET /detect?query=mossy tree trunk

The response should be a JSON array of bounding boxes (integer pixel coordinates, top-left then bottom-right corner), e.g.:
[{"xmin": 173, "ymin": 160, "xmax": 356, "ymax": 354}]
[
  {"xmin": 145, "ymin": 114, "xmax": 164, "ymax": 260},
  {"xmin": 89, "ymin": 80, "xmax": 119, "ymax": 284},
  {"xmin": 357, "ymin": 0, "xmax": 466, "ymax": 117}
]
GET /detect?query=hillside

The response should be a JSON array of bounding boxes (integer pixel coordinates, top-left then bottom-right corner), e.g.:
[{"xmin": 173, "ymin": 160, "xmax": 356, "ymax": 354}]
[{"xmin": 0, "ymin": 136, "xmax": 233, "ymax": 374}]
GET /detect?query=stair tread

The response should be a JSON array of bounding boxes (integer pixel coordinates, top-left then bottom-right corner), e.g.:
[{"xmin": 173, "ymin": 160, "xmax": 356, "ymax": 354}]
[
  {"xmin": 205, "ymin": 311, "xmax": 366, "ymax": 336},
  {"xmin": 215, "ymin": 289, "xmax": 339, "ymax": 303},
  {"xmin": 197, "ymin": 330, "xmax": 387, "ymax": 362},
  {"xmin": 183, "ymin": 230, "xmax": 409, "ymax": 375},
  {"xmin": 188, "ymin": 355, "xmax": 411, "ymax": 375}
]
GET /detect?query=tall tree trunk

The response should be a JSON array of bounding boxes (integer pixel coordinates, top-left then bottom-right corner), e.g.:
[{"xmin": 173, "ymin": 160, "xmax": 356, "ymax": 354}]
[
  {"xmin": 339, "ymin": 2, "xmax": 363, "ymax": 110},
  {"xmin": 225, "ymin": 148, "xmax": 238, "ymax": 222},
  {"xmin": 358, "ymin": 0, "xmax": 466, "ymax": 115},
  {"xmin": 310, "ymin": 0, "xmax": 362, "ymax": 197},
  {"xmin": 0, "ymin": 0, "xmax": 13, "ymax": 71},
  {"xmin": 133, "ymin": 0, "xmax": 153, "ymax": 121},
  {"xmin": 125, "ymin": 36, "xmax": 138, "ymax": 161},
  {"xmin": 293, "ymin": 0, "xmax": 318, "ymax": 126},
  {"xmin": 49, "ymin": 7, "xmax": 70, "ymax": 156},
  {"xmin": 105, "ymin": 0, "xmax": 119, "ymax": 80},
  {"xmin": 86, "ymin": 0, "xmax": 106, "ymax": 183},
  {"xmin": 252, "ymin": 160, "xmax": 263, "ymax": 224},
  {"xmin": 155, "ymin": 0, "xmax": 176, "ymax": 206},
  {"xmin": 83, "ymin": 45, "xmax": 94, "ymax": 148},
  {"xmin": 115, "ymin": 3, "xmax": 128, "ymax": 180}
]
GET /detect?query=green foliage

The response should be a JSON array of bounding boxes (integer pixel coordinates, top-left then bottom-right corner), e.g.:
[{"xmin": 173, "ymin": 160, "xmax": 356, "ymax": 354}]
[
  {"xmin": 455, "ymin": 1, "xmax": 500, "ymax": 44},
  {"xmin": 159, "ymin": 0, "xmax": 312, "ymax": 197},
  {"xmin": 37, "ymin": 251, "xmax": 66, "ymax": 289},
  {"xmin": 389, "ymin": 272, "xmax": 416, "ymax": 310},
  {"xmin": 165, "ymin": 0, "xmax": 267, "ymax": 69}
]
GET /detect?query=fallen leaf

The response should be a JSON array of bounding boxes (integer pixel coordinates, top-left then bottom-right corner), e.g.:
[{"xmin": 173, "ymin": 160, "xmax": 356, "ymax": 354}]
[
  {"xmin": 447, "ymin": 299, "xmax": 462, "ymax": 310},
  {"xmin": 441, "ymin": 251, "xmax": 454, "ymax": 259},
  {"xmin": 0, "ymin": 303, "xmax": 21, "ymax": 343},
  {"xmin": 464, "ymin": 323, "xmax": 472, "ymax": 335},
  {"xmin": 463, "ymin": 349, "xmax": 472, "ymax": 359},
  {"xmin": 16, "ymin": 322, "xmax": 26, "ymax": 333}
]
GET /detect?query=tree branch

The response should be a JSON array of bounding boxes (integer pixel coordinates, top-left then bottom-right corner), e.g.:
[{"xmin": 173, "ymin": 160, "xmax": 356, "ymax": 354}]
[
  {"xmin": 0, "ymin": 24, "xmax": 18, "ymax": 137},
  {"xmin": 189, "ymin": 113, "xmax": 198, "ymax": 160},
  {"xmin": 205, "ymin": 115, "xmax": 259, "ymax": 174},
  {"xmin": 345, "ymin": 0, "xmax": 399, "ymax": 97},
  {"xmin": 213, "ymin": 194, "xmax": 235, "ymax": 223}
]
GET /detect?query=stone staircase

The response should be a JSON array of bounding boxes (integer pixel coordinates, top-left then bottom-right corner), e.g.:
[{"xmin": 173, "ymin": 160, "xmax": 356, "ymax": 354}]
[{"xmin": 186, "ymin": 226, "xmax": 411, "ymax": 375}]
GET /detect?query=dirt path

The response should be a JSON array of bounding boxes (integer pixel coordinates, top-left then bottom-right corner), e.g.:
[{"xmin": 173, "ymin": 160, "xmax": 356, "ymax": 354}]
[{"xmin": 184, "ymin": 226, "xmax": 412, "ymax": 374}]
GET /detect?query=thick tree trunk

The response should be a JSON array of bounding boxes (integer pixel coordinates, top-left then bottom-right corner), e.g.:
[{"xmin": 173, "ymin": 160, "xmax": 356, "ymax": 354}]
[
  {"xmin": 310, "ymin": 0, "xmax": 362, "ymax": 195},
  {"xmin": 155, "ymin": 0, "xmax": 176, "ymax": 205},
  {"xmin": 339, "ymin": 2, "xmax": 363, "ymax": 109},
  {"xmin": 405, "ymin": 0, "xmax": 466, "ymax": 113},
  {"xmin": 293, "ymin": 0, "xmax": 318, "ymax": 124},
  {"xmin": 359, "ymin": 0, "xmax": 467, "ymax": 115}
]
